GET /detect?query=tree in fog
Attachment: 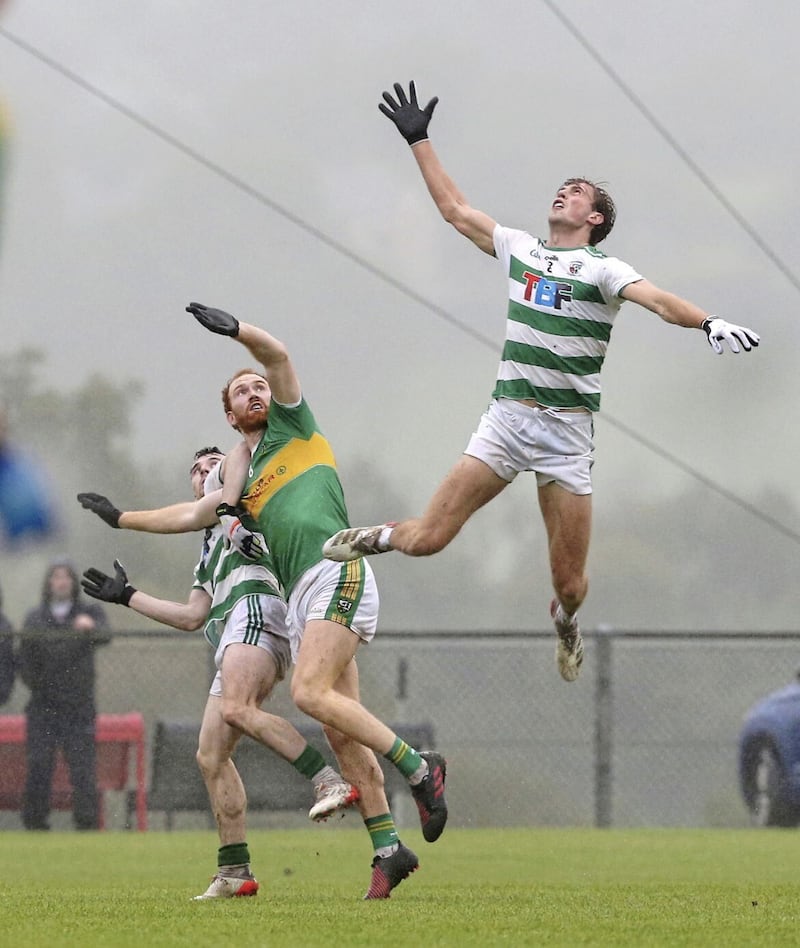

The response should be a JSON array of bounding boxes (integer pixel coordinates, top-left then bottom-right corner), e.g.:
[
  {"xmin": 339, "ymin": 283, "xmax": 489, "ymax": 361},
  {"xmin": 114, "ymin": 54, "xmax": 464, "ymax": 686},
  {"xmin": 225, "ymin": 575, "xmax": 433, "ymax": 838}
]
[{"xmin": 0, "ymin": 350, "xmax": 199, "ymax": 626}]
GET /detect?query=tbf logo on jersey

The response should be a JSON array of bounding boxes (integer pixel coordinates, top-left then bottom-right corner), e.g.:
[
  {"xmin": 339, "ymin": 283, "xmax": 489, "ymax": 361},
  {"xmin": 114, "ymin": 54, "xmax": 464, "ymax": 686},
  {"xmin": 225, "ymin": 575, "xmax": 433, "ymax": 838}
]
[{"xmin": 522, "ymin": 271, "xmax": 573, "ymax": 310}]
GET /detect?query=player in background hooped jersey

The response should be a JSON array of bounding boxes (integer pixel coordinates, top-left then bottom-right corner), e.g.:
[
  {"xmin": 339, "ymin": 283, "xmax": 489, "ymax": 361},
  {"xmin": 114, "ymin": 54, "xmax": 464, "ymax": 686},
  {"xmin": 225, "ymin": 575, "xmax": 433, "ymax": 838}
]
[{"xmin": 78, "ymin": 447, "xmax": 359, "ymax": 899}]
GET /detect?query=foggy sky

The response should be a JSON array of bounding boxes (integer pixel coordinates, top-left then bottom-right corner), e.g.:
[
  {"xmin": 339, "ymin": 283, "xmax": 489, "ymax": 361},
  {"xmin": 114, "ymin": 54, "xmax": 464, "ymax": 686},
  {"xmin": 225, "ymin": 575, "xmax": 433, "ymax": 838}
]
[{"xmin": 0, "ymin": 1, "xmax": 798, "ymax": 629}]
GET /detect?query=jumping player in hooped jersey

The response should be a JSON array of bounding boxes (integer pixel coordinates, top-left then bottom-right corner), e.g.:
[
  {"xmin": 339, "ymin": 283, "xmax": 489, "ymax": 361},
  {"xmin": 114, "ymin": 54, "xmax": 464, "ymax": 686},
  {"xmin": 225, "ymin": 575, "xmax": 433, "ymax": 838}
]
[{"xmin": 324, "ymin": 81, "xmax": 760, "ymax": 684}]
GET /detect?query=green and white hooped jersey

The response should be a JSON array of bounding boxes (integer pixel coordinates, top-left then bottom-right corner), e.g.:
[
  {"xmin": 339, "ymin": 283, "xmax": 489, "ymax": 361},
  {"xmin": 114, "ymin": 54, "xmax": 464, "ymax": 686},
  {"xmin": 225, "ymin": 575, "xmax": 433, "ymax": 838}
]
[
  {"xmin": 192, "ymin": 463, "xmax": 283, "ymax": 649},
  {"xmin": 492, "ymin": 225, "xmax": 642, "ymax": 412}
]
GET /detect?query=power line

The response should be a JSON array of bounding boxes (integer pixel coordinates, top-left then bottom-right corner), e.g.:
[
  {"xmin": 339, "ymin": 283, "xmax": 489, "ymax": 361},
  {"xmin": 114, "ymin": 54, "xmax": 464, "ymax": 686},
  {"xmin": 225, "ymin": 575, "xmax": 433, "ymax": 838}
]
[
  {"xmin": 0, "ymin": 28, "xmax": 495, "ymax": 352},
  {"xmin": 1, "ymin": 24, "xmax": 797, "ymax": 546},
  {"xmin": 542, "ymin": 1, "xmax": 800, "ymax": 296},
  {"xmin": 597, "ymin": 413, "xmax": 800, "ymax": 545}
]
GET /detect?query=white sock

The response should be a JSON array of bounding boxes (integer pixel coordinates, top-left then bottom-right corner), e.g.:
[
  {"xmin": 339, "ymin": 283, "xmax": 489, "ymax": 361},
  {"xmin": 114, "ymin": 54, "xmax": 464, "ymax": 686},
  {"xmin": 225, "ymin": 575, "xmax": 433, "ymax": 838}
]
[
  {"xmin": 375, "ymin": 843, "xmax": 399, "ymax": 859},
  {"xmin": 555, "ymin": 602, "xmax": 577, "ymax": 625},
  {"xmin": 312, "ymin": 765, "xmax": 339, "ymax": 790},
  {"xmin": 377, "ymin": 526, "xmax": 395, "ymax": 551},
  {"xmin": 408, "ymin": 759, "xmax": 429, "ymax": 787}
]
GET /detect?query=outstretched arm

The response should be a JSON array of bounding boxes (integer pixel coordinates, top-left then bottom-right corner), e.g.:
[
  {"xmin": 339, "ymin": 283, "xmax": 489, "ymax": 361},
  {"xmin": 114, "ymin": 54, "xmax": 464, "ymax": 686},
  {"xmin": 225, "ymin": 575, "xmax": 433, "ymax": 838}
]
[
  {"xmin": 379, "ymin": 81, "xmax": 497, "ymax": 255},
  {"xmin": 78, "ymin": 489, "xmax": 221, "ymax": 534},
  {"xmin": 622, "ymin": 279, "xmax": 760, "ymax": 354},
  {"xmin": 120, "ymin": 491, "xmax": 220, "ymax": 532},
  {"xmin": 215, "ymin": 441, "xmax": 267, "ymax": 560},
  {"xmin": 128, "ymin": 586, "xmax": 210, "ymax": 631},
  {"xmin": 185, "ymin": 303, "xmax": 301, "ymax": 405},
  {"xmin": 237, "ymin": 321, "xmax": 301, "ymax": 404},
  {"xmin": 81, "ymin": 560, "xmax": 211, "ymax": 631}
]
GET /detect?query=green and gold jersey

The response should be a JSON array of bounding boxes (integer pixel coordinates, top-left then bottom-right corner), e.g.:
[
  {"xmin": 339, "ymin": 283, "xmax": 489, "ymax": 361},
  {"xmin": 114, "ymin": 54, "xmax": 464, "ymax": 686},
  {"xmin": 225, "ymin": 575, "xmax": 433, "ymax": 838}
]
[
  {"xmin": 492, "ymin": 226, "xmax": 642, "ymax": 411},
  {"xmin": 241, "ymin": 398, "xmax": 349, "ymax": 597}
]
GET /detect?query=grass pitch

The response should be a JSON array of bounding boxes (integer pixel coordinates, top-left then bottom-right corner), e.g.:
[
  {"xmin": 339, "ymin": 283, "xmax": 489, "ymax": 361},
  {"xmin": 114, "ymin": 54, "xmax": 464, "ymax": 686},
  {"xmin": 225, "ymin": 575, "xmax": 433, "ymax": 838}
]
[{"xmin": 1, "ymin": 826, "xmax": 797, "ymax": 946}]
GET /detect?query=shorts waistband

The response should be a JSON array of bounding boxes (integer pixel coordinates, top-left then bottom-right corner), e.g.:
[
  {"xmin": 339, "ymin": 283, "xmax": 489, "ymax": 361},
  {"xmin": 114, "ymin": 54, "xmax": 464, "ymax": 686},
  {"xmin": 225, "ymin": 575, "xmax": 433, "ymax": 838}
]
[{"xmin": 499, "ymin": 397, "xmax": 591, "ymax": 417}]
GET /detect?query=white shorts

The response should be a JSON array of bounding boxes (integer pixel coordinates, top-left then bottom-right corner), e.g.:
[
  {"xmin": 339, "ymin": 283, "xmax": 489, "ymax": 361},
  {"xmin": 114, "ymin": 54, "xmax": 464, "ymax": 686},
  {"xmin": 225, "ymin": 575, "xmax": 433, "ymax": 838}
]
[
  {"xmin": 209, "ymin": 594, "xmax": 291, "ymax": 697},
  {"xmin": 465, "ymin": 397, "xmax": 594, "ymax": 495},
  {"xmin": 285, "ymin": 558, "xmax": 379, "ymax": 663}
]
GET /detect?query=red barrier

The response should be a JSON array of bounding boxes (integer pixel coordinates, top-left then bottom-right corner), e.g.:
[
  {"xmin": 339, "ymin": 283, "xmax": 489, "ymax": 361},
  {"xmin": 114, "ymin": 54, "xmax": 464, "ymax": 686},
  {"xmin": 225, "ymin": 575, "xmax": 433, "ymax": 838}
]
[{"xmin": 0, "ymin": 713, "xmax": 147, "ymax": 830}]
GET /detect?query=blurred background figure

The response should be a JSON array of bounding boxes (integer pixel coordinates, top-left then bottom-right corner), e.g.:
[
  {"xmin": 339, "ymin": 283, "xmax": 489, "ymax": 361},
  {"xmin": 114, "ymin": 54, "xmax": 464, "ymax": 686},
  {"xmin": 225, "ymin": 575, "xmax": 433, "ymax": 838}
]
[
  {"xmin": 17, "ymin": 558, "xmax": 110, "ymax": 830},
  {"xmin": 0, "ymin": 13, "xmax": 59, "ymax": 550},
  {"xmin": 0, "ymin": 581, "xmax": 14, "ymax": 706},
  {"xmin": 0, "ymin": 406, "xmax": 59, "ymax": 546}
]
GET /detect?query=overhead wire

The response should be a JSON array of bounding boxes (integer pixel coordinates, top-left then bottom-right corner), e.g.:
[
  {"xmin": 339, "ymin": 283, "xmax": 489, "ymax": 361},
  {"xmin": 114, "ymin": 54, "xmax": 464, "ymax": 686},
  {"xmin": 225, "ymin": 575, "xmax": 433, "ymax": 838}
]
[
  {"xmin": 0, "ymin": 28, "xmax": 496, "ymax": 352},
  {"xmin": 542, "ymin": 1, "xmax": 800, "ymax": 296},
  {"xmin": 1, "ymin": 22, "xmax": 798, "ymax": 547}
]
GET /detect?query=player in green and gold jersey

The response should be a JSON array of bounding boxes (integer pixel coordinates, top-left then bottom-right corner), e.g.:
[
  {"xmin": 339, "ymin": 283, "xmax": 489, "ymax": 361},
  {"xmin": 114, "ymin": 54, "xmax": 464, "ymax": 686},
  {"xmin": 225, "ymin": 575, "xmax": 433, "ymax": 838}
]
[{"xmin": 188, "ymin": 302, "xmax": 448, "ymax": 900}]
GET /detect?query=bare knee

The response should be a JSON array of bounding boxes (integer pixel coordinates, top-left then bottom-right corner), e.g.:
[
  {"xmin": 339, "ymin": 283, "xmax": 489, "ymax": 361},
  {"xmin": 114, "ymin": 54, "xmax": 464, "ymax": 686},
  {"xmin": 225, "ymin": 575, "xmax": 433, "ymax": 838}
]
[
  {"xmin": 400, "ymin": 522, "xmax": 453, "ymax": 557},
  {"xmin": 291, "ymin": 677, "xmax": 328, "ymax": 721},
  {"xmin": 220, "ymin": 699, "xmax": 248, "ymax": 733},
  {"xmin": 196, "ymin": 744, "xmax": 228, "ymax": 779},
  {"xmin": 552, "ymin": 570, "xmax": 588, "ymax": 613}
]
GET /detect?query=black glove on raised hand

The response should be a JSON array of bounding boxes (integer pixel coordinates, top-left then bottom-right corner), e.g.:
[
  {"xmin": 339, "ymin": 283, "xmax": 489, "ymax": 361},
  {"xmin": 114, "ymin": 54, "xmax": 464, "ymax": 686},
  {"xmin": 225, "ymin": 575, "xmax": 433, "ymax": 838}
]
[
  {"xmin": 77, "ymin": 492, "xmax": 122, "ymax": 528},
  {"xmin": 81, "ymin": 559, "xmax": 136, "ymax": 606},
  {"xmin": 186, "ymin": 302, "xmax": 240, "ymax": 337},
  {"xmin": 379, "ymin": 80, "xmax": 438, "ymax": 145}
]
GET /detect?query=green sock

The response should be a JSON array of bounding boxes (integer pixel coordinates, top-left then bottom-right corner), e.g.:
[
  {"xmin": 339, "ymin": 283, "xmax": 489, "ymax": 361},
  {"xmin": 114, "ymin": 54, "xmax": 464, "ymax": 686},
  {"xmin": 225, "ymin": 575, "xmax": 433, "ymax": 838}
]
[
  {"xmin": 292, "ymin": 744, "xmax": 328, "ymax": 779},
  {"xmin": 365, "ymin": 813, "xmax": 399, "ymax": 852},
  {"xmin": 218, "ymin": 842, "xmax": 249, "ymax": 869},
  {"xmin": 384, "ymin": 737, "xmax": 423, "ymax": 779}
]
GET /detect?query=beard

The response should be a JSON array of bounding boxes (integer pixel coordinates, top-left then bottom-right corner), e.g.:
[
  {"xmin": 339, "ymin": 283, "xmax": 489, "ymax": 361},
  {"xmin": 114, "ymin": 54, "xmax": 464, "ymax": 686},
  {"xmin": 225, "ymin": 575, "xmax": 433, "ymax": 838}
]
[{"xmin": 233, "ymin": 403, "xmax": 269, "ymax": 434}]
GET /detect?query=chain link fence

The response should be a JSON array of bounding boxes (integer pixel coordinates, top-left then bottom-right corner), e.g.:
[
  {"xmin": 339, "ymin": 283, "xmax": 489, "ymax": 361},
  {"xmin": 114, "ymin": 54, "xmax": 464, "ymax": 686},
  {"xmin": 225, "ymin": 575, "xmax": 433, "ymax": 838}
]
[{"xmin": 1, "ymin": 628, "xmax": 797, "ymax": 831}]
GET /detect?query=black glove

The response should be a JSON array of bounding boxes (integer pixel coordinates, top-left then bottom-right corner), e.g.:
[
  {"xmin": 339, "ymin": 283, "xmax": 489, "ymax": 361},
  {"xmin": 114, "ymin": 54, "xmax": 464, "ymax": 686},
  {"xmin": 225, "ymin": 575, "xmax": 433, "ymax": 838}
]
[
  {"xmin": 379, "ymin": 80, "xmax": 438, "ymax": 145},
  {"xmin": 81, "ymin": 559, "xmax": 136, "ymax": 606},
  {"xmin": 186, "ymin": 302, "xmax": 240, "ymax": 337},
  {"xmin": 77, "ymin": 492, "xmax": 122, "ymax": 528}
]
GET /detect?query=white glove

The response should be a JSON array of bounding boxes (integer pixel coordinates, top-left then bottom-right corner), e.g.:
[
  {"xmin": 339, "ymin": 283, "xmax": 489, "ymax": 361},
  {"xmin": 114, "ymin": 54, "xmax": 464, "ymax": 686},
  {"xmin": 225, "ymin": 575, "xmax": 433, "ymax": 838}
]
[
  {"xmin": 701, "ymin": 316, "xmax": 760, "ymax": 355},
  {"xmin": 215, "ymin": 503, "xmax": 267, "ymax": 561}
]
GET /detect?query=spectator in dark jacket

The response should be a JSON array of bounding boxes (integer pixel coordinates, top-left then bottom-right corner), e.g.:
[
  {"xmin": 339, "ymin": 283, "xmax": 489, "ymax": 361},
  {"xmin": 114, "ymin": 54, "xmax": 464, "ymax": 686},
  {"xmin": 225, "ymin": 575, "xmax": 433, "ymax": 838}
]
[
  {"xmin": 18, "ymin": 558, "xmax": 110, "ymax": 830},
  {"xmin": 0, "ymin": 582, "xmax": 14, "ymax": 705}
]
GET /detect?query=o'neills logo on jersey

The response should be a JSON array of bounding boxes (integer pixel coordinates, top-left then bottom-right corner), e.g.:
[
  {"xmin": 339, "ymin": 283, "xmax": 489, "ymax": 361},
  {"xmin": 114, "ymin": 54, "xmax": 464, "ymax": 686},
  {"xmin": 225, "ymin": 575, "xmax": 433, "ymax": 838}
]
[{"xmin": 337, "ymin": 598, "xmax": 353, "ymax": 615}]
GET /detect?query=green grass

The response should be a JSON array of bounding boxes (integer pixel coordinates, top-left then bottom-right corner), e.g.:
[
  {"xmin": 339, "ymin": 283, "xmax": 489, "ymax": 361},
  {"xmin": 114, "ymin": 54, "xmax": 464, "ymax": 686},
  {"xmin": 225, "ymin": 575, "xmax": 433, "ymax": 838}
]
[{"xmin": 1, "ymin": 826, "xmax": 798, "ymax": 946}]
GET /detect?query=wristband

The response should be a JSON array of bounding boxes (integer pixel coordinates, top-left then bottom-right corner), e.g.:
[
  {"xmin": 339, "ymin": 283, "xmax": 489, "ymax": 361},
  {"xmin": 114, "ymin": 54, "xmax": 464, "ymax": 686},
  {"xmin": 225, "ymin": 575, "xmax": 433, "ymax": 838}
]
[{"xmin": 216, "ymin": 502, "xmax": 241, "ymax": 519}]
